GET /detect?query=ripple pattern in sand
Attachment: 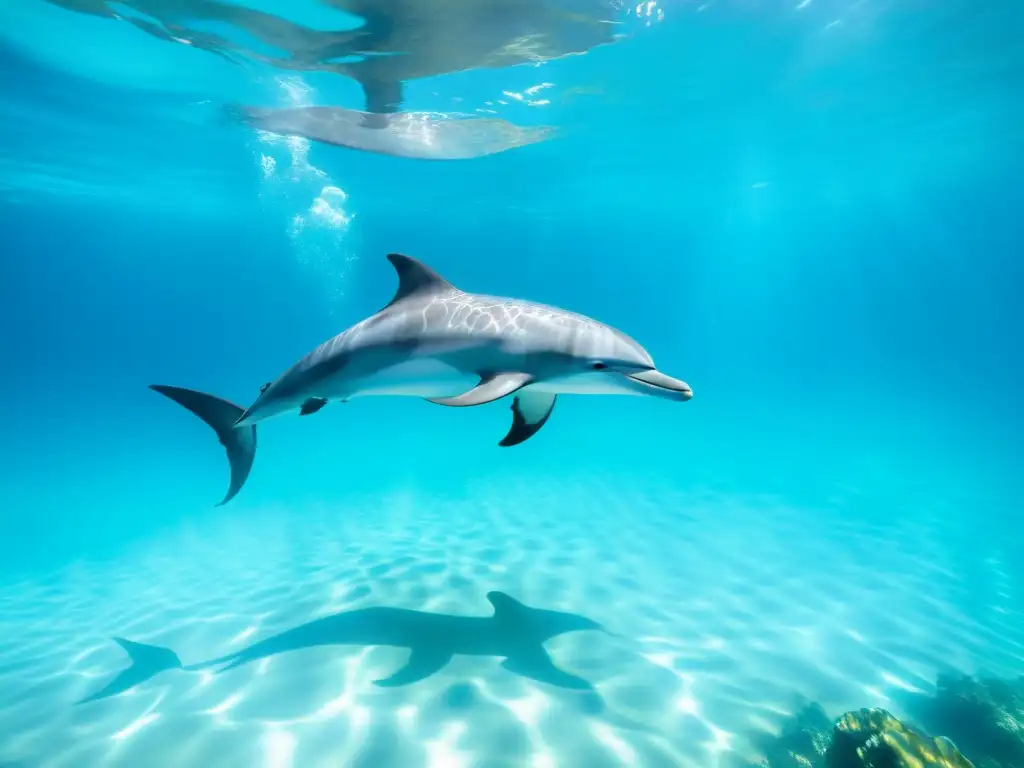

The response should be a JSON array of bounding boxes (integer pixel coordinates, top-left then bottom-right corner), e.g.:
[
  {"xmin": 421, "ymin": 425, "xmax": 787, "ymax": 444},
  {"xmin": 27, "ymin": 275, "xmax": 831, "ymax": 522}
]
[{"xmin": 1, "ymin": 476, "xmax": 1021, "ymax": 767}]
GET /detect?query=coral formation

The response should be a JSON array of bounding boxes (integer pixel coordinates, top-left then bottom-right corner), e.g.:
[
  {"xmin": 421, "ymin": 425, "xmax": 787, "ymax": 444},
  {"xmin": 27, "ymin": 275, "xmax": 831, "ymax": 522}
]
[
  {"xmin": 901, "ymin": 674, "xmax": 1024, "ymax": 768},
  {"xmin": 828, "ymin": 708, "xmax": 973, "ymax": 767},
  {"xmin": 741, "ymin": 703, "xmax": 975, "ymax": 768},
  {"xmin": 746, "ymin": 702, "xmax": 834, "ymax": 768},
  {"xmin": 742, "ymin": 673, "xmax": 1024, "ymax": 768}
]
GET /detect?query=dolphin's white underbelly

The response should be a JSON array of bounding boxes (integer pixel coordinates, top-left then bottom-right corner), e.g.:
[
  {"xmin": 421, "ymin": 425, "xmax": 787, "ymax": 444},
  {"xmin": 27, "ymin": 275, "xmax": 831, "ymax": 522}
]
[
  {"xmin": 531, "ymin": 375, "xmax": 642, "ymax": 396},
  {"xmin": 348, "ymin": 362, "xmax": 645, "ymax": 399},
  {"xmin": 349, "ymin": 357, "xmax": 480, "ymax": 397}
]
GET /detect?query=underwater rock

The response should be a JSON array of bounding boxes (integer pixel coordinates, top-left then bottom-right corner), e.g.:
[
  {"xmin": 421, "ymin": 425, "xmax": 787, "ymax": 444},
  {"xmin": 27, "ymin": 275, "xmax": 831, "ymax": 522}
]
[
  {"xmin": 741, "ymin": 704, "xmax": 975, "ymax": 768},
  {"xmin": 828, "ymin": 708, "xmax": 973, "ymax": 768},
  {"xmin": 228, "ymin": 104, "xmax": 556, "ymax": 160},
  {"xmin": 901, "ymin": 673, "xmax": 1024, "ymax": 768},
  {"xmin": 747, "ymin": 702, "xmax": 834, "ymax": 768}
]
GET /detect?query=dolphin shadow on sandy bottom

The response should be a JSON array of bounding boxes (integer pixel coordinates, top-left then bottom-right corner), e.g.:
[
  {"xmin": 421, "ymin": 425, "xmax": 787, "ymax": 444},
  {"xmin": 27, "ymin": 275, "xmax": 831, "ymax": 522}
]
[{"xmin": 78, "ymin": 591, "xmax": 610, "ymax": 706}]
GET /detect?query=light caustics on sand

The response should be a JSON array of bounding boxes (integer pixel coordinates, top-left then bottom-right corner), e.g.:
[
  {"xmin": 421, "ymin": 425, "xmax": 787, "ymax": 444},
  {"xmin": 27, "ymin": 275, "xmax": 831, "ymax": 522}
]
[{"xmin": 1, "ymin": 479, "xmax": 1022, "ymax": 768}]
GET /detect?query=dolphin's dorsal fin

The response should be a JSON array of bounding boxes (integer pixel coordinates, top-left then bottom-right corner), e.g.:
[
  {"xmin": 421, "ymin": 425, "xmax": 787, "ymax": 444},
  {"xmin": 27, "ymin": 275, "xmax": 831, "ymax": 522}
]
[
  {"xmin": 487, "ymin": 591, "xmax": 531, "ymax": 621},
  {"xmin": 386, "ymin": 253, "xmax": 455, "ymax": 305}
]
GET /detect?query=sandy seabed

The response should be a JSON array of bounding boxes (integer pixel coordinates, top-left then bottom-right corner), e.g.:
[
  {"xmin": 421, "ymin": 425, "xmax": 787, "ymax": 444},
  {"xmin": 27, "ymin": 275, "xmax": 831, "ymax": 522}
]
[{"xmin": 1, "ymin": 474, "xmax": 1021, "ymax": 767}]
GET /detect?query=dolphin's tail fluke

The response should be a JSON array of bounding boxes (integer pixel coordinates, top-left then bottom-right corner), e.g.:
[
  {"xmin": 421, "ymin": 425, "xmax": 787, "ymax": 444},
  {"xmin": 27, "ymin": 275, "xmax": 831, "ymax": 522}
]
[
  {"xmin": 77, "ymin": 638, "xmax": 183, "ymax": 704},
  {"xmin": 149, "ymin": 385, "xmax": 257, "ymax": 506}
]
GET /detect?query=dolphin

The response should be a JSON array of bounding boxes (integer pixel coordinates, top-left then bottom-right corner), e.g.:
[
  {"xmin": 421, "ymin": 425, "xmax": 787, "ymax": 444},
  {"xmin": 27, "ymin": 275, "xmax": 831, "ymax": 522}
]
[
  {"xmin": 285, "ymin": 0, "xmax": 622, "ymax": 115},
  {"xmin": 151, "ymin": 252, "xmax": 692, "ymax": 505},
  {"xmin": 79, "ymin": 591, "xmax": 604, "ymax": 703},
  {"xmin": 42, "ymin": 0, "xmax": 622, "ymax": 116},
  {"xmin": 227, "ymin": 105, "xmax": 557, "ymax": 160}
]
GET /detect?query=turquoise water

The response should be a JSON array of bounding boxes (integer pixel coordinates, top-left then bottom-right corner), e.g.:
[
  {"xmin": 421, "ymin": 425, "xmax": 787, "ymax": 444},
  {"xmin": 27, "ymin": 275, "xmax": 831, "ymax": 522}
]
[{"xmin": 1, "ymin": 1, "xmax": 1022, "ymax": 767}]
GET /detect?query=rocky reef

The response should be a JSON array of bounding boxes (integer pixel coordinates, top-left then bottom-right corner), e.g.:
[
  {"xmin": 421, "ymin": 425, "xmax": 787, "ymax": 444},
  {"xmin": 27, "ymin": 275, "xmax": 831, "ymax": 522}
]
[
  {"xmin": 828, "ymin": 708, "xmax": 973, "ymax": 767},
  {"xmin": 741, "ymin": 703, "xmax": 973, "ymax": 768},
  {"xmin": 901, "ymin": 674, "xmax": 1024, "ymax": 768},
  {"xmin": 746, "ymin": 701, "xmax": 834, "ymax": 768}
]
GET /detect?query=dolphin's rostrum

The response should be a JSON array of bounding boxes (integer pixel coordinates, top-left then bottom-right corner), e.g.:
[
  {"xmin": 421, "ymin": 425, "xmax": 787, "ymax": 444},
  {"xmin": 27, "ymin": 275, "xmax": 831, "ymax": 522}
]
[
  {"xmin": 150, "ymin": 253, "xmax": 692, "ymax": 505},
  {"xmin": 78, "ymin": 591, "xmax": 604, "ymax": 704}
]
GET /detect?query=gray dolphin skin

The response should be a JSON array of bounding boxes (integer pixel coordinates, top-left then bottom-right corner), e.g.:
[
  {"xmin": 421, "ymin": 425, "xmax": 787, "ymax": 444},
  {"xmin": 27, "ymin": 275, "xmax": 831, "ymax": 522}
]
[{"xmin": 151, "ymin": 253, "xmax": 692, "ymax": 505}]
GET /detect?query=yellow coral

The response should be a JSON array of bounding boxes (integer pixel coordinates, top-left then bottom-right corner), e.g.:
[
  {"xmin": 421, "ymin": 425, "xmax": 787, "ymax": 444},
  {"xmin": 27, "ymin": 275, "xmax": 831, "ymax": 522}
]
[{"xmin": 835, "ymin": 709, "xmax": 974, "ymax": 768}]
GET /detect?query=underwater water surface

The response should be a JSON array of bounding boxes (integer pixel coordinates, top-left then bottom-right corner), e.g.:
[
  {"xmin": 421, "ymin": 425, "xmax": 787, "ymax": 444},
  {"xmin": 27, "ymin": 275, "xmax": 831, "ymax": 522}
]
[{"xmin": 1, "ymin": 1, "xmax": 1022, "ymax": 767}]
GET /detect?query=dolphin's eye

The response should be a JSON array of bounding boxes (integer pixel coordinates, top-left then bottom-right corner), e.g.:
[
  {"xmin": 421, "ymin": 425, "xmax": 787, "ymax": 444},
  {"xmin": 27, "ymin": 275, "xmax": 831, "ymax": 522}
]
[
  {"xmin": 591, "ymin": 362, "xmax": 608, "ymax": 370},
  {"xmin": 259, "ymin": 381, "xmax": 271, "ymax": 394}
]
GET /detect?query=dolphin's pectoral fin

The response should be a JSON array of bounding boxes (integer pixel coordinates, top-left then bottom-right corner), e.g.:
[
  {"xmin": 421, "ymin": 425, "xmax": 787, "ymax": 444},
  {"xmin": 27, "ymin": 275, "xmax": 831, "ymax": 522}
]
[
  {"xmin": 374, "ymin": 647, "xmax": 453, "ymax": 687},
  {"xmin": 501, "ymin": 647, "xmax": 592, "ymax": 691},
  {"xmin": 299, "ymin": 397, "xmax": 328, "ymax": 416},
  {"xmin": 428, "ymin": 372, "xmax": 534, "ymax": 408},
  {"xmin": 499, "ymin": 391, "xmax": 557, "ymax": 447}
]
